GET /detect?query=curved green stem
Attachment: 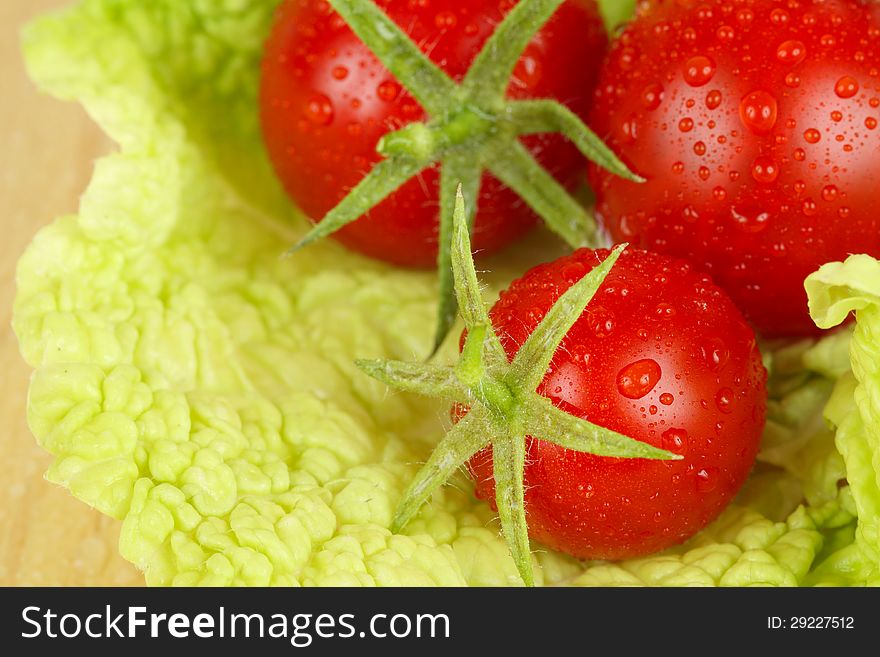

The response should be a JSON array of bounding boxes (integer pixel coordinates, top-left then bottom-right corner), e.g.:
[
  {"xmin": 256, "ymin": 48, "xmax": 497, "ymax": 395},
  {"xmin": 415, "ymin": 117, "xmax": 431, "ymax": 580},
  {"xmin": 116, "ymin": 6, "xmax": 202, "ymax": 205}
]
[
  {"xmin": 492, "ymin": 431, "xmax": 533, "ymax": 587},
  {"xmin": 463, "ymin": 0, "xmax": 566, "ymax": 106},
  {"xmin": 488, "ymin": 141, "xmax": 597, "ymax": 248},
  {"xmin": 434, "ymin": 159, "xmax": 481, "ymax": 355},
  {"xmin": 286, "ymin": 156, "xmax": 428, "ymax": 254},
  {"xmin": 391, "ymin": 412, "xmax": 490, "ymax": 532},
  {"xmin": 327, "ymin": 0, "xmax": 456, "ymax": 115},
  {"xmin": 507, "ymin": 245, "xmax": 626, "ymax": 394},
  {"xmin": 524, "ymin": 397, "xmax": 680, "ymax": 461},
  {"xmin": 509, "ymin": 100, "xmax": 644, "ymax": 182}
]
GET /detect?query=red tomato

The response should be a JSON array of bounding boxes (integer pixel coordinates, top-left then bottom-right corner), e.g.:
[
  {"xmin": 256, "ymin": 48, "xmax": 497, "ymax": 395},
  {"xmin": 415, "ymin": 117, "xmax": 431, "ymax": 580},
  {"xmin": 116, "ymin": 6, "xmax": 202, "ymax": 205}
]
[
  {"xmin": 588, "ymin": 0, "xmax": 880, "ymax": 337},
  {"xmin": 467, "ymin": 248, "xmax": 767, "ymax": 560},
  {"xmin": 260, "ymin": 0, "xmax": 608, "ymax": 267}
]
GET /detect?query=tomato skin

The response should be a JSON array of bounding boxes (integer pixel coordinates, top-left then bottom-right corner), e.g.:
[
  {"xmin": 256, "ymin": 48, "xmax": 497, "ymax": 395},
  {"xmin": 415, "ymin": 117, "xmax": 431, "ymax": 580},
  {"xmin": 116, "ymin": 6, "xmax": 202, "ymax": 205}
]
[
  {"xmin": 260, "ymin": 0, "xmax": 608, "ymax": 267},
  {"xmin": 588, "ymin": 0, "xmax": 880, "ymax": 337},
  {"xmin": 467, "ymin": 248, "xmax": 767, "ymax": 560}
]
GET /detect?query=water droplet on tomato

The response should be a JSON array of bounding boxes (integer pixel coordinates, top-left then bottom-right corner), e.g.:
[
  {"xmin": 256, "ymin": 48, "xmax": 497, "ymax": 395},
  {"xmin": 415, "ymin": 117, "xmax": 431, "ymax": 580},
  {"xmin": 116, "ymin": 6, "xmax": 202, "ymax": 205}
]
[
  {"xmin": 306, "ymin": 94, "xmax": 334, "ymax": 125},
  {"xmin": 642, "ymin": 83, "xmax": 664, "ymax": 110},
  {"xmin": 660, "ymin": 393, "xmax": 675, "ymax": 406},
  {"xmin": 684, "ymin": 55, "xmax": 716, "ymax": 87},
  {"xmin": 331, "ymin": 66, "xmax": 349, "ymax": 80},
  {"xmin": 793, "ymin": 148, "xmax": 806, "ymax": 161},
  {"xmin": 739, "ymin": 91, "xmax": 778, "ymax": 134},
  {"xmin": 831, "ymin": 110, "xmax": 843, "ymax": 122},
  {"xmin": 696, "ymin": 468, "xmax": 719, "ymax": 492},
  {"xmin": 751, "ymin": 156, "xmax": 779, "ymax": 183},
  {"xmin": 662, "ymin": 428, "xmax": 688, "ymax": 453},
  {"xmin": 655, "ymin": 303, "xmax": 676, "ymax": 318},
  {"xmin": 866, "ymin": 117, "xmax": 878, "ymax": 130},
  {"xmin": 679, "ymin": 117, "xmax": 695, "ymax": 133},
  {"xmin": 713, "ymin": 186, "xmax": 727, "ymax": 201},
  {"xmin": 705, "ymin": 90, "xmax": 723, "ymax": 110},
  {"xmin": 701, "ymin": 337, "xmax": 730, "ymax": 371},
  {"xmin": 716, "ymin": 388, "xmax": 734, "ymax": 414},
  {"xmin": 672, "ymin": 161, "xmax": 685, "ymax": 174},
  {"xmin": 693, "ymin": 141, "xmax": 707, "ymax": 156},
  {"xmin": 802, "ymin": 198, "xmax": 818, "ymax": 216},
  {"xmin": 835, "ymin": 76, "xmax": 860, "ymax": 99},
  {"xmin": 617, "ymin": 359, "xmax": 662, "ymax": 400},
  {"xmin": 785, "ymin": 72, "xmax": 801, "ymax": 88},
  {"xmin": 588, "ymin": 306, "xmax": 615, "ymax": 338},
  {"xmin": 776, "ymin": 40, "xmax": 806, "ymax": 65},
  {"xmin": 804, "ymin": 128, "xmax": 822, "ymax": 144},
  {"xmin": 434, "ymin": 10, "xmax": 457, "ymax": 29},
  {"xmin": 731, "ymin": 206, "xmax": 770, "ymax": 233},
  {"xmin": 377, "ymin": 80, "xmax": 401, "ymax": 101},
  {"xmin": 822, "ymin": 185, "xmax": 839, "ymax": 201}
]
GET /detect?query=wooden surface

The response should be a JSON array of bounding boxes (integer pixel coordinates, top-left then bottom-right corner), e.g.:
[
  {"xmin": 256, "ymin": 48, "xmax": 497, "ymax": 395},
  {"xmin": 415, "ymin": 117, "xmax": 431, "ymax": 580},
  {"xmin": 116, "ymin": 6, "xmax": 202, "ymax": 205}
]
[{"xmin": 0, "ymin": 0, "xmax": 143, "ymax": 586}]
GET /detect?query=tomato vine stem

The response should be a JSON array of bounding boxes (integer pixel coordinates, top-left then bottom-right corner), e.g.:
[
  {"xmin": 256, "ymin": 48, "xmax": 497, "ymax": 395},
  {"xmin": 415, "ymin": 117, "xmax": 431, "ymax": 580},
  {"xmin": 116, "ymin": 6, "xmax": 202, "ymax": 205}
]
[
  {"xmin": 357, "ymin": 188, "xmax": 679, "ymax": 586},
  {"xmin": 289, "ymin": 0, "xmax": 642, "ymax": 352}
]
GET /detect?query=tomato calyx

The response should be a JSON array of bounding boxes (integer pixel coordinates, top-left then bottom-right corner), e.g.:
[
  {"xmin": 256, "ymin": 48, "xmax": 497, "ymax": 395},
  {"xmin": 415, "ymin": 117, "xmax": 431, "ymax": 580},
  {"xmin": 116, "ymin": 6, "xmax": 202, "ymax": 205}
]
[
  {"xmin": 289, "ymin": 0, "xmax": 642, "ymax": 354},
  {"xmin": 356, "ymin": 188, "xmax": 679, "ymax": 586}
]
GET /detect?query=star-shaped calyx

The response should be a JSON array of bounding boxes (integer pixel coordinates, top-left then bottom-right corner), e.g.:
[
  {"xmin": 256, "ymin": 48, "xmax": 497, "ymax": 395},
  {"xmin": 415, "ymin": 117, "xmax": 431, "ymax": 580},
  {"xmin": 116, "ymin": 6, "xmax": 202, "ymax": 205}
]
[
  {"xmin": 356, "ymin": 188, "xmax": 680, "ymax": 586},
  {"xmin": 289, "ymin": 0, "xmax": 643, "ymax": 353}
]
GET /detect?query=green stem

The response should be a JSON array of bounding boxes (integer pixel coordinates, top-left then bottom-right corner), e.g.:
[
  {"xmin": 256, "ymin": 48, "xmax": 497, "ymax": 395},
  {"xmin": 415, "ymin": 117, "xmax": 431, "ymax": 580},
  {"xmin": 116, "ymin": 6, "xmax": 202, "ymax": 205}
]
[
  {"xmin": 391, "ymin": 412, "xmax": 490, "ymax": 532},
  {"xmin": 287, "ymin": 156, "xmax": 429, "ymax": 254},
  {"xmin": 488, "ymin": 141, "xmax": 597, "ymax": 248},
  {"xmin": 524, "ymin": 396, "xmax": 681, "ymax": 460},
  {"xmin": 507, "ymin": 245, "xmax": 626, "ymax": 394},
  {"xmin": 492, "ymin": 431, "xmax": 533, "ymax": 587},
  {"xmin": 354, "ymin": 359, "xmax": 469, "ymax": 400},
  {"xmin": 509, "ymin": 100, "xmax": 644, "ymax": 182},
  {"xmin": 434, "ymin": 159, "xmax": 481, "ymax": 355},
  {"xmin": 327, "ymin": 0, "xmax": 456, "ymax": 115},
  {"xmin": 463, "ymin": 0, "xmax": 566, "ymax": 107}
]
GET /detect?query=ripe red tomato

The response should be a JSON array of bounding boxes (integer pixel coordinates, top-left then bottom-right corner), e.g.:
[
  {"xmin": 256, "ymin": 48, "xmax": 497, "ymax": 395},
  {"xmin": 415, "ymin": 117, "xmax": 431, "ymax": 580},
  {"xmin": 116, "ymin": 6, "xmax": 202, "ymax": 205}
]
[
  {"xmin": 588, "ymin": 0, "xmax": 880, "ymax": 337},
  {"xmin": 260, "ymin": 0, "xmax": 608, "ymax": 267},
  {"xmin": 467, "ymin": 248, "xmax": 767, "ymax": 560}
]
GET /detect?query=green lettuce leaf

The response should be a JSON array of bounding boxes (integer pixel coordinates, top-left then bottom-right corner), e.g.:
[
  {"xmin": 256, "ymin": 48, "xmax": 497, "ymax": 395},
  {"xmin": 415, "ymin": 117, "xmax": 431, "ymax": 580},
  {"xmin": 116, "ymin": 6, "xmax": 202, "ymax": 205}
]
[
  {"xmin": 12, "ymin": 0, "xmax": 872, "ymax": 586},
  {"xmin": 804, "ymin": 256, "xmax": 880, "ymax": 585}
]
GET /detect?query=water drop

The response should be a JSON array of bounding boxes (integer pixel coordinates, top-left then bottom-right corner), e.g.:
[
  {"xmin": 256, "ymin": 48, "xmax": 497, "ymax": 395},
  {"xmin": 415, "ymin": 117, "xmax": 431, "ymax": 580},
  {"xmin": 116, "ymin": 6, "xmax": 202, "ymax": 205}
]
[
  {"xmin": 793, "ymin": 148, "xmax": 806, "ymax": 161},
  {"xmin": 679, "ymin": 117, "xmax": 695, "ymax": 133},
  {"xmin": 696, "ymin": 468, "xmax": 719, "ymax": 492},
  {"xmin": 822, "ymin": 185, "xmax": 839, "ymax": 202},
  {"xmin": 660, "ymin": 393, "xmax": 675, "ymax": 406},
  {"xmin": 776, "ymin": 40, "xmax": 806, "ymax": 65},
  {"xmin": 642, "ymin": 83, "xmax": 664, "ymax": 110},
  {"xmin": 617, "ymin": 359, "xmax": 663, "ymax": 400},
  {"xmin": 803, "ymin": 198, "xmax": 818, "ymax": 216},
  {"xmin": 715, "ymin": 388, "xmax": 734, "ymax": 414},
  {"xmin": 306, "ymin": 94, "xmax": 334, "ymax": 125},
  {"xmin": 835, "ymin": 76, "xmax": 860, "ymax": 99},
  {"xmin": 684, "ymin": 55, "xmax": 716, "ymax": 87},
  {"xmin": 804, "ymin": 128, "xmax": 822, "ymax": 144},
  {"xmin": 701, "ymin": 337, "xmax": 730, "ymax": 371},
  {"xmin": 731, "ymin": 206, "xmax": 770, "ymax": 233},
  {"xmin": 739, "ymin": 91, "xmax": 778, "ymax": 134},
  {"xmin": 698, "ymin": 166, "xmax": 711, "ymax": 181},
  {"xmin": 694, "ymin": 141, "xmax": 707, "ymax": 156},
  {"xmin": 661, "ymin": 428, "xmax": 688, "ymax": 453},
  {"xmin": 751, "ymin": 156, "xmax": 779, "ymax": 183},
  {"xmin": 377, "ymin": 80, "xmax": 401, "ymax": 101},
  {"xmin": 866, "ymin": 117, "xmax": 878, "ymax": 130},
  {"xmin": 331, "ymin": 66, "xmax": 349, "ymax": 80},
  {"xmin": 434, "ymin": 11, "xmax": 458, "ymax": 29},
  {"xmin": 706, "ymin": 90, "xmax": 722, "ymax": 110},
  {"xmin": 655, "ymin": 303, "xmax": 676, "ymax": 318},
  {"xmin": 785, "ymin": 73, "xmax": 801, "ymax": 88},
  {"xmin": 831, "ymin": 110, "xmax": 843, "ymax": 122}
]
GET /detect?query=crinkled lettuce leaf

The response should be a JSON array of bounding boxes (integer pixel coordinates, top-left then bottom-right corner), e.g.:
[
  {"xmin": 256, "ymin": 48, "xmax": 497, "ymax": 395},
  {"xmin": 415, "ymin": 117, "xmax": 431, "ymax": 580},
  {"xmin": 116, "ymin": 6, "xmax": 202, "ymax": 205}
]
[
  {"xmin": 13, "ymin": 0, "xmax": 874, "ymax": 586},
  {"xmin": 804, "ymin": 256, "xmax": 880, "ymax": 585}
]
